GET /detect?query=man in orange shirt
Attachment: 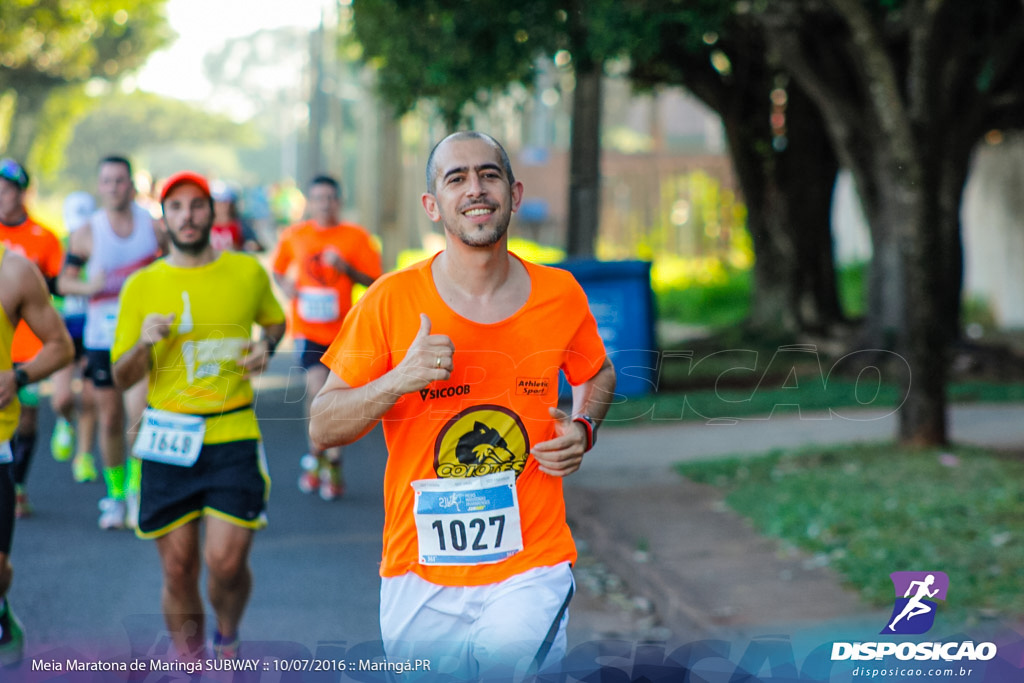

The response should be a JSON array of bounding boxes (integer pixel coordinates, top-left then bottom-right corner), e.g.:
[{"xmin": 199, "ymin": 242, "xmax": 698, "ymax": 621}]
[
  {"xmin": 0, "ymin": 159, "xmax": 65, "ymax": 518},
  {"xmin": 310, "ymin": 133, "xmax": 616, "ymax": 678},
  {"xmin": 271, "ymin": 175, "xmax": 381, "ymax": 501}
]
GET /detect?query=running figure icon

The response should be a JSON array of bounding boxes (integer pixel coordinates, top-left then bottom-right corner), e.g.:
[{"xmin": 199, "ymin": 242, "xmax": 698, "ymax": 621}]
[{"xmin": 887, "ymin": 573, "xmax": 939, "ymax": 632}]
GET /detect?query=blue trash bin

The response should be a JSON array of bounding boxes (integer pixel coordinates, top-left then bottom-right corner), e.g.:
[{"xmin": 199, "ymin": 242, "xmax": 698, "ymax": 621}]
[{"xmin": 555, "ymin": 259, "xmax": 658, "ymax": 397}]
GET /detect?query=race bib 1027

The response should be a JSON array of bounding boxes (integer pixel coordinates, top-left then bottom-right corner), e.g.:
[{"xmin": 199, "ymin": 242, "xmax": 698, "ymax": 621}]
[{"xmin": 411, "ymin": 470, "xmax": 524, "ymax": 566}]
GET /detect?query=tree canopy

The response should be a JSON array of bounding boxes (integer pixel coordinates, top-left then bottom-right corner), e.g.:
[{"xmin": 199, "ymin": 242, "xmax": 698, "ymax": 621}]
[
  {"xmin": 60, "ymin": 91, "xmax": 263, "ymax": 190},
  {"xmin": 0, "ymin": 0, "xmax": 173, "ymax": 161},
  {"xmin": 352, "ymin": 0, "xmax": 632, "ymax": 256}
]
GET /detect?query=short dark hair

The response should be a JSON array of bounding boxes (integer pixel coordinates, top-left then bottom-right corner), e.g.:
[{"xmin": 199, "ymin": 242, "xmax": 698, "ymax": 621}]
[
  {"xmin": 425, "ymin": 131, "xmax": 515, "ymax": 193},
  {"xmin": 98, "ymin": 155, "xmax": 133, "ymax": 177},
  {"xmin": 309, "ymin": 174, "xmax": 342, "ymax": 202}
]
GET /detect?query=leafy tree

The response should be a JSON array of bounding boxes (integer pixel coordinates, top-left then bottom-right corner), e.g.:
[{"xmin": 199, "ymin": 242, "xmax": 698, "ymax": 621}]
[
  {"xmin": 61, "ymin": 91, "xmax": 262, "ymax": 190},
  {"xmin": 351, "ymin": 0, "xmax": 627, "ymax": 256},
  {"xmin": 0, "ymin": 0, "xmax": 173, "ymax": 161},
  {"xmin": 628, "ymin": 2, "xmax": 845, "ymax": 337},
  {"xmin": 750, "ymin": 0, "xmax": 1024, "ymax": 445}
]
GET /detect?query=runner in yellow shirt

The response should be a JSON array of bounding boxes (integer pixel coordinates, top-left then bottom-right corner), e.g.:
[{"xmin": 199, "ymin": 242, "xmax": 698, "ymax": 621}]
[
  {"xmin": 0, "ymin": 242, "xmax": 74, "ymax": 667},
  {"xmin": 111, "ymin": 171, "xmax": 285, "ymax": 661}
]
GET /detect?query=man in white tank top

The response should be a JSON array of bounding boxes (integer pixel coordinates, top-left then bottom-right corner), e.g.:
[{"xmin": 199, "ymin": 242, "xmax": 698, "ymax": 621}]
[{"xmin": 57, "ymin": 156, "xmax": 161, "ymax": 530}]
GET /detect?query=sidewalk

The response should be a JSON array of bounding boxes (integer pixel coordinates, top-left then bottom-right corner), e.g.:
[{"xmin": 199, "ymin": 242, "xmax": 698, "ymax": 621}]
[{"xmin": 564, "ymin": 403, "xmax": 1024, "ymax": 643}]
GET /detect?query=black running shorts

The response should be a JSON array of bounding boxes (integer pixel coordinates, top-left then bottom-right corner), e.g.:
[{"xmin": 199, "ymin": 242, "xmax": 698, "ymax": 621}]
[
  {"xmin": 136, "ymin": 439, "xmax": 269, "ymax": 539},
  {"xmin": 0, "ymin": 462, "xmax": 13, "ymax": 555},
  {"xmin": 84, "ymin": 349, "xmax": 115, "ymax": 388},
  {"xmin": 296, "ymin": 339, "xmax": 330, "ymax": 370}
]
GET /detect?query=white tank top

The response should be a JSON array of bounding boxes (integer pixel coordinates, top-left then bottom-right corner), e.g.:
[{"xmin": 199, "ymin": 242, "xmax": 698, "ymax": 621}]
[{"xmin": 84, "ymin": 203, "xmax": 158, "ymax": 350}]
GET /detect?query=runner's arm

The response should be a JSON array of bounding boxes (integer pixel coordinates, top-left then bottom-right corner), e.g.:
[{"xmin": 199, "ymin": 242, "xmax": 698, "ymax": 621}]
[
  {"xmin": 56, "ymin": 226, "xmax": 103, "ymax": 296},
  {"xmin": 0, "ymin": 255, "xmax": 74, "ymax": 408},
  {"xmin": 310, "ymin": 313, "xmax": 452, "ymax": 449},
  {"xmin": 531, "ymin": 357, "xmax": 616, "ymax": 477},
  {"xmin": 570, "ymin": 356, "xmax": 616, "ymax": 426},
  {"xmin": 342, "ymin": 263, "xmax": 376, "ymax": 288},
  {"xmin": 111, "ymin": 313, "xmax": 175, "ymax": 389},
  {"xmin": 271, "ymin": 271, "xmax": 297, "ymax": 300},
  {"xmin": 238, "ymin": 322, "xmax": 286, "ymax": 376},
  {"xmin": 308, "ymin": 372, "xmax": 400, "ymax": 448},
  {"xmin": 323, "ymin": 245, "xmax": 378, "ymax": 287}
]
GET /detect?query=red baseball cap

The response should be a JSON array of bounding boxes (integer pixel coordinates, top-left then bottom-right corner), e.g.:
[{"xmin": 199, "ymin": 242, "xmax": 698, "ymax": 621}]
[{"xmin": 160, "ymin": 171, "xmax": 211, "ymax": 202}]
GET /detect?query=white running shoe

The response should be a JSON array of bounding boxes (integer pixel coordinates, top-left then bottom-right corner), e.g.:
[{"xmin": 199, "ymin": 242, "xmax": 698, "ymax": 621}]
[{"xmin": 98, "ymin": 497, "xmax": 127, "ymax": 530}]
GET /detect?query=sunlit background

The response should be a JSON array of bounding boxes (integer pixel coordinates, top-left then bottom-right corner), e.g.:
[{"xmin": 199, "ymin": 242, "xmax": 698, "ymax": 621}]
[{"xmin": 2, "ymin": 0, "xmax": 1023, "ymax": 334}]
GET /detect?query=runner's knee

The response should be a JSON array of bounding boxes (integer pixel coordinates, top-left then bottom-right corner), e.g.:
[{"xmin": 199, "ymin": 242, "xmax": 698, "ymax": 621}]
[{"xmin": 204, "ymin": 548, "xmax": 249, "ymax": 584}]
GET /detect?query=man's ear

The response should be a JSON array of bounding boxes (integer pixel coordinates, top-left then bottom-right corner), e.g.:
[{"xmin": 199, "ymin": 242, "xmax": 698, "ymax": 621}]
[
  {"xmin": 510, "ymin": 180, "xmax": 524, "ymax": 213},
  {"xmin": 421, "ymin": 193, "xmax": 441, "ymax": 222}
]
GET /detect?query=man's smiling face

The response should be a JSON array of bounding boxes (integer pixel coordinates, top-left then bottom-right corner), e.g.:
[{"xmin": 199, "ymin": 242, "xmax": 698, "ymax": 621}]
[{"xmin": 422, "ymin": 137, "xmax": 523, "ymax": 248}]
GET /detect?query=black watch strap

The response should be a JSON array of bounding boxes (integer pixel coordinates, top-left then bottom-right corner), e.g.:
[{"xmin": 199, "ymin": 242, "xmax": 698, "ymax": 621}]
[
  {"xmin": 573, "ymin": 414, "xmax": 598, "ymax": 452},
  {"xmin": 13, "ymin": 367, "xmax": 30, "ymax": 389}
]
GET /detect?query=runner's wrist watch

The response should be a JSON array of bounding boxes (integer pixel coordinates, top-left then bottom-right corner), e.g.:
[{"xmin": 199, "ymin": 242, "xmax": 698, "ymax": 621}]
[
  {"xmin": 573, "ymin": 414, "xmax": 598, "ymax": 452},
  {"xmin": 13, "ymin": 367, "xmax": 30, "ymax": 389}
]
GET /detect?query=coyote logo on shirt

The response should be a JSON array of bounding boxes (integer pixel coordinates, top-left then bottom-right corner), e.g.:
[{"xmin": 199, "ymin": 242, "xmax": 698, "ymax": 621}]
[
  {"xmin": 456, "ymin": 423, "xmax": 517, "ymax": 467},
  {"xmin": 434, "ymin": 405, "xmax": 529, "ymax": 478}
]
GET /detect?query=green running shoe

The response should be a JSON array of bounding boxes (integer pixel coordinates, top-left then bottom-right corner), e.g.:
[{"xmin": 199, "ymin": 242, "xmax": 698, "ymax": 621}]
[
  {"xmin": 0, "ymin": 601, "xmax": 24, "ymax": 669},
  {"xmin": 51, "ymin": 417, "xmax": 75, "ymax": 462},
  {"xmin": 72, "ymin": 452, "xmax": 98, "ymax": 483}
]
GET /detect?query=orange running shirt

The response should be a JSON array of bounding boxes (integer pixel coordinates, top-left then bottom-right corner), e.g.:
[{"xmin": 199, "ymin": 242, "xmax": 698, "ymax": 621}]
[
  {"xmin": 0, "ymin": 217, "xmax": 63, "ymax": 362},
  {"xmin": 271, "ymin": 220, "xmax": 382, "ymax": 346},
  {"xmin": 322, "ymin": 253, "xmax": 607, "ymax": 587}
]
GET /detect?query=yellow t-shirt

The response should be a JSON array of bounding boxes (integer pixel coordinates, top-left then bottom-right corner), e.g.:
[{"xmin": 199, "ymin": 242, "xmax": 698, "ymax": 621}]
[
  {"xmin": 0, "ymin": 246, "xmax": 19, "ymax": 442},
  {"xmin": 111, "ymin": 251, "xmax": 285, "ymax": 443},
  {"xmin": 322, "ymin": 253, "xmax": 608, "ymax": 586}
]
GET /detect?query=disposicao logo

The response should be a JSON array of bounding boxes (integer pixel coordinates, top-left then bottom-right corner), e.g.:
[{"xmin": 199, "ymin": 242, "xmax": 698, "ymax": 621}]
[
  {"xmin": 882, "ymin": 571, "xmax": 949, "ymax": 635},
  {"xmin": 831, "ymin": 570, "xmax": 998, "ymax": 663}
]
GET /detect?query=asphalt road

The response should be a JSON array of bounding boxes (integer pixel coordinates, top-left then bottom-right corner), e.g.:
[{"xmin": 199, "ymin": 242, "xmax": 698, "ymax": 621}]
[
  {"xmin": 5, "ymin": 355, "xmax": 691, "ymax": 678},
  {"xmin": 11, "ymin": 361, "xmax": 390, "ymax": 668}
]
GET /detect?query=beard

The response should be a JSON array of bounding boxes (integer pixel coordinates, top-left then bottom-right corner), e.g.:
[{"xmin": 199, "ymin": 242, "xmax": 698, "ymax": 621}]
[
  {"xmin": 443, "ymin": 203, "xmax": 511, "ymax": 247},
  {"xmin": 168, "ymin": 223, "xmax": 211, "ymax": 255}
]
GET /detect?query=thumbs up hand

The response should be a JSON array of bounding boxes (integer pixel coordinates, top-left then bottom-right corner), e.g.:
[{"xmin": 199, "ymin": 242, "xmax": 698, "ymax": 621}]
[{"xmin": 390, "ymin": 313, "xmax": 454, "ymax": 395}]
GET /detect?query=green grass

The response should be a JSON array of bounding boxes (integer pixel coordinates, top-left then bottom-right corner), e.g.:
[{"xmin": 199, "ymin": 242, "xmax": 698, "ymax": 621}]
[
  {"xmin": 654, "ymin": 269, "xmax": 752, "ymax": 328},
  {"xmin": 676, "ymin": 444, "xmax": 1024, "ymax": 625},
  {"xmin": 652, "ymin": 262, "xmax": 866, "ymax": 328}
]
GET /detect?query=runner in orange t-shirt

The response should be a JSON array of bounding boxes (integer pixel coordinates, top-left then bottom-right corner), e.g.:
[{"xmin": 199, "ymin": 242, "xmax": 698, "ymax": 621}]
[
  {"xmin": 310, "ymin": 133, "xmax": 616, "ymax": 679},
  {"xmin": 0, "ymin": 159, "xmax": 66, "ymax": 518},
  {"xmin": 271, "ymin": 175, "xmax": 381, "ymax": 501}
]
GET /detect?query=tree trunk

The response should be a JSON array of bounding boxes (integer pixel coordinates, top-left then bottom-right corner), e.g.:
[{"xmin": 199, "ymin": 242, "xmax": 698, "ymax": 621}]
[
  {"xmin": 2, "ymin": 83, "xmax": 48, "ymax": 161},
  {"xmin": 774, "ymin": 84, "xmax": 844, "ymax": 333},
  {"xmin": 720, "ymin": 80, "xmax": 842, "ymax": 336},
  {"xmin": 901, "ymin": 170, "xmax": 948, "ymax": 445},
  {"xmin": 376, "ymin": 106, "xmax": 402, "ymax": 270},
  {"xmin": 566, "ymin": 61, "xmax": 602, "ymax": 258}
]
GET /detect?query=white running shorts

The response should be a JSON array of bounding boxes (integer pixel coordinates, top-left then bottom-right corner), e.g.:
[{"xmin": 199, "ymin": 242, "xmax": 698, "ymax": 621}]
[{"xmin": 380, "ymin": 562, "xmax": 574, "ymax": 681}]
